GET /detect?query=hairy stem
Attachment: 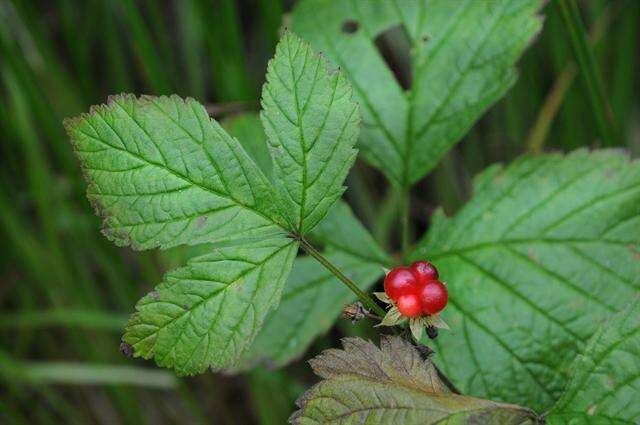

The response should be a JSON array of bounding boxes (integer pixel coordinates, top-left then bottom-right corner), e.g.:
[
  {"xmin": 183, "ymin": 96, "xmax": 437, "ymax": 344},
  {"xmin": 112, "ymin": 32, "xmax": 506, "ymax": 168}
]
[{"xmin": 298, "ymin": 238, "xmax": 387, "ymax": 317}]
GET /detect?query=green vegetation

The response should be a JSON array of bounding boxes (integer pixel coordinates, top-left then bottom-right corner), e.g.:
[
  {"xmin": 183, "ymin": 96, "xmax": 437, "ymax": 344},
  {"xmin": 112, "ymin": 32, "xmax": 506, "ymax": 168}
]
[{"xmin": 1, "ymin": 0, "xmax": 638, "ymax": 423}]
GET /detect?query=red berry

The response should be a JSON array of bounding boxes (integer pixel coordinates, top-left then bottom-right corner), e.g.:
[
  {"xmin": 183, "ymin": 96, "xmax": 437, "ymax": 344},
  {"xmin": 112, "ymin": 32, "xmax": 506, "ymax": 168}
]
[
  {"xmin": 397, "ymin": 294, "xmax": 422, "ymax": 317},
  {"xmin": 384, "ymin": 267, "xmax": 418, "ymax": 301},
  {"xmin": 419, "ymin": 280, "xmax": 448, "ymax": 315},
  {"xmin": 410, "ymin": 261, "xmax": 438, "ymax": 284}
]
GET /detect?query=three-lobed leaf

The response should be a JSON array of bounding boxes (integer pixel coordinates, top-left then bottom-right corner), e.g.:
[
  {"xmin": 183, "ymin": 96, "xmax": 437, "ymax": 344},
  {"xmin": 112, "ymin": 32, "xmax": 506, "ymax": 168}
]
[
  {"xmin": 262, "ymin": 32, "xmax": 359, "ymax": 234},
  {"xmin": 67, "ymin": 32, "xmax": 361, "ymax": 374},
  {"xmin": 411, "ymin": 150, "xmax": 640, "ymax": 410},
  {"xmin": 291, "ymin": 0, "xmax": 542, "ymax": 187},
  {"xmin": 290, "ymin": 336, "xmax": 541, "ymax": 424},
  {"xmin": 546, "ymin": 295, "xmax": 640, "ymax": 424}
]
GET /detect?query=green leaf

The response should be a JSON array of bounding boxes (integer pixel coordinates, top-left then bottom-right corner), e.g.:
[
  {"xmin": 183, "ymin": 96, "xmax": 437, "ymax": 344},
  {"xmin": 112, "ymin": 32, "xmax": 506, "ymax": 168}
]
[
  {"xmin": 240, "ymin": 252, "xmax": 380, "ymax": 369},
  {"xmin": 261, "ymin": 32, "xmax": 359, "ymax": 234},
  {"xmin": 67, "ymin": 31, "xmax": 365, "ymax": 376},
  {"xmin": 307, "ymin": 201, "xmax": 391, "ymax": 266},
  {"xmin": 123, "ymin": 237, "xmax": 298, "ymax": 375},
  {"xmin": 290, "ymin": 336, "xmax": 541, "ymax": 424},
  {"xmin": 222, "ymin": 111, "xmax": 386, "ymax": 264},
  {"xmin": 546, "ymin": 295, "xmax": 640, "ymax": 425},
  {"xmin": 65, "ymin": 94, "xmax": 285, "ymax": 250},
  {"xmin": 410, "ymin": 150, "xmax": 640, "ymax": 410},
  {"xmin": 238, "ymin": 202, "xmax": 390, "ymax": 369},
  {"xmin": 222, "ymin": 112, "xmax": 274, "ymax": 180},
  {"xmin": 291, "ymin": 0, "xmax": 542, "ymax": 187}
]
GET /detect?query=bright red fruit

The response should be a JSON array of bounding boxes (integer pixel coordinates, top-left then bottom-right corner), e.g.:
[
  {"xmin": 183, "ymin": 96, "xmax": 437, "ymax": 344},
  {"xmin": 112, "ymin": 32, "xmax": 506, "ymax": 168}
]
[
  {"xmin": 397, "ymin": 294, "xmax": 422, "ymax": 317},
  {"xmin": 410, "ymin": 261, "xmax": 438, "ymax": 284},
  {"xmin": 420, "ymin": 280, "xmax": 448, "ymax": 315},
  {"xmin": 384, "ymin": 267, "xmax": 418, "ymax": 301}
]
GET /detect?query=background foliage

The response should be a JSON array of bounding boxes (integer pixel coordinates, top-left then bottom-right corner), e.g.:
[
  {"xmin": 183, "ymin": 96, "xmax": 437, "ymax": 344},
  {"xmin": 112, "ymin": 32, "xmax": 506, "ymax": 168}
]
[{"xmin": 0, "ymin": 0, "xmax": 638, "ymax": 423}]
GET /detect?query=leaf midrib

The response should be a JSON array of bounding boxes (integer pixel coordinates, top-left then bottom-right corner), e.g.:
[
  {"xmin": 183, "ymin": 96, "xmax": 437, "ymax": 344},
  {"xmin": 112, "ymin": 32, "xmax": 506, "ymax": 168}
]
[
  {"xmin": 312, "ymin": 376, "xmax": 534, "ymax": 422},
  {"xmin": 286, "ymin": 34, "xmax": 310, "ymax": 233},
  {"xmin": 80, "ymin": 113, "xmax": 282, "ymax": 231},
  {"xmin": 130, "ymin": 242, "xmax": 294, "ymax": 350}
]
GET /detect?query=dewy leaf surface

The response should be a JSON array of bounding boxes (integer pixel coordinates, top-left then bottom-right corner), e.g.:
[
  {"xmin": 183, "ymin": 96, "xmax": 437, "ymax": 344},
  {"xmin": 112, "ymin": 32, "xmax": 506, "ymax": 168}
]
[
  {"xmin": 65, "ymin": 94, "xmax": 285, "ymax": 250},
  {"xmin": 261, "ymin": 32, "xmax": 359, "ymax": 234},
  {"xmin": 238, "ymin": 202, "xmax": 391, "ymax": 369},
  {"xmin": 291, "ymin": 0, "xmax": 542, "ymax": 187},
  {"xmin": 123, "ymin": 238, "xmax": 298, "ymax": 375},
  {"xmin": 290, "ymin": 336, "xmax": 540, "ymax": 424},
  {"xmin": 410, "ymin": 150, "xmax": 640, "ymax": 410},
  {"xmin": 546, "ymin": 296, "xmax": 640, "ymax": 425}
]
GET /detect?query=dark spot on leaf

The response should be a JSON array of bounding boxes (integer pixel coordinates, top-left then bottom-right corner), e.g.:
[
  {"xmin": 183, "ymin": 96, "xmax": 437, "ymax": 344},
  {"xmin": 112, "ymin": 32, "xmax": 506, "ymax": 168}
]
[
  {"xmin": 341, "ymin": 20, "xmax": 359, "ymax": 34},
  {"xmin": 421, "ymin": 34, "xmax": 431, "ymax": 43},
  {"xmin": 120, "ymin": 342, "xmax": 133, "ymax": 358},
  {"xmin": 605, "ymin": 375, "xmax": 615, "ymax": 388},
  {"xmin": 197, "ymin": 215, "xmax": 208, "ymax": 229}
]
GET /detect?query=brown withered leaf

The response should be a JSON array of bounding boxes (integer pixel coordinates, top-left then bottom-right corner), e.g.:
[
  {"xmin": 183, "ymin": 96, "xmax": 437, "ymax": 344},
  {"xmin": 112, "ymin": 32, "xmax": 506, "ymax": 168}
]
[{"xmin": 290, "ymin": 335, "xmax": 541, "ymax": 424}]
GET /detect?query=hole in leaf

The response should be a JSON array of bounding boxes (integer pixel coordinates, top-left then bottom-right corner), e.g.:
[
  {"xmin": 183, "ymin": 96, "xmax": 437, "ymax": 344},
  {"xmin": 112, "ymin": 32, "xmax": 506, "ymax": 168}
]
[
  {"xmin": 374, "ymin": 25, "xmax": 412, "ymax": 91},
  {"xmin": 341, "ymin": 20, "xmax": 360, "ymax": 34}
]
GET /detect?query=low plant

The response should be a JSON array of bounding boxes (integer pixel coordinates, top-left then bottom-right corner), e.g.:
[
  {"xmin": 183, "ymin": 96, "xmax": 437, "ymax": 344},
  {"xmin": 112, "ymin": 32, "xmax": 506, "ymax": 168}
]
[{"xmin": 65, "ymin": 1, "xmax": 639, "ymax": 423}]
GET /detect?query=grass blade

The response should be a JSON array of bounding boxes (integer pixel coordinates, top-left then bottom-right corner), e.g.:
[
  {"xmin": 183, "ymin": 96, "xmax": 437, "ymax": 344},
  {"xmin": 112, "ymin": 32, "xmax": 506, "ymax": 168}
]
[{"xmin": 557, "ymin": 0, "xmax": 617, "ymax": 146}]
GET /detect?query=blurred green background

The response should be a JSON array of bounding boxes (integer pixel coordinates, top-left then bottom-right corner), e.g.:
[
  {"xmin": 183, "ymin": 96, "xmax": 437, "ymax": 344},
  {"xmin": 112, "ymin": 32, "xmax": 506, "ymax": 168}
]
[{"xmin": 0, "ymin": 0, "xmax": 637, "ymax": 423}]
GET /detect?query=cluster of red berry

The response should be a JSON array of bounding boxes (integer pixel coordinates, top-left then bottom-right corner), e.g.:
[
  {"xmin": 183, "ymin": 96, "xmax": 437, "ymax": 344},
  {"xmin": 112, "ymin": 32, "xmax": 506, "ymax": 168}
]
[{"xmin": 383, "ymin": 261, "xmax": 448, "ymax": 318}]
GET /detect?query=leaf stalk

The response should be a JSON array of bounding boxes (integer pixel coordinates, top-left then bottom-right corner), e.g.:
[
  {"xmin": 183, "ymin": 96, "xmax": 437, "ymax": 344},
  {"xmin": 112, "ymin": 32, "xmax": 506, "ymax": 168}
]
[{"xmin": 297, "ymin": 237, "xmax": 387, "ymax": 318}]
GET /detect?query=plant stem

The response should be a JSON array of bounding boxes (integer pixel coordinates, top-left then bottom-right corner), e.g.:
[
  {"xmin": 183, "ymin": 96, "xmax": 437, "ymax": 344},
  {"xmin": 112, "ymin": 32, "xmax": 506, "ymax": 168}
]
[
  {"xmin": 557, "ymin": 0, "xmax": 617, "ymax": 146},
  {"xmin": 298, "ymin": 238, "xmax": 387, "ymax": 317},
  {"xmin": 399, "ymin": 186, "xmax": 410, "ymax": 262},
  {"xmin": 300, "ymin": 238, "xmax": 463, "ymax": 395}
]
